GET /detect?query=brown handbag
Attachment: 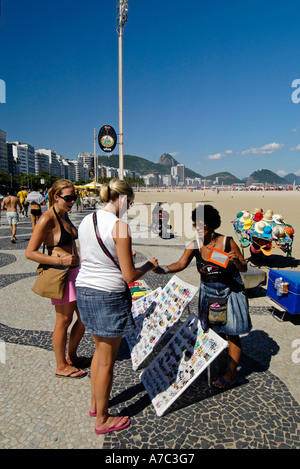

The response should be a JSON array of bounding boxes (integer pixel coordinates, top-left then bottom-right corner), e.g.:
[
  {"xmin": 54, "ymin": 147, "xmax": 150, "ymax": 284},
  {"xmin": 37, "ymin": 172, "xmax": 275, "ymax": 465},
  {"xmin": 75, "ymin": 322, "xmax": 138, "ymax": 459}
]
[
  {"xmin": 32, "ymin": 264, "xmax": 69, "ymax": 300},
  {"xmin": 32, "ymin": 235, "xmax": 73, "ymax": 300}
]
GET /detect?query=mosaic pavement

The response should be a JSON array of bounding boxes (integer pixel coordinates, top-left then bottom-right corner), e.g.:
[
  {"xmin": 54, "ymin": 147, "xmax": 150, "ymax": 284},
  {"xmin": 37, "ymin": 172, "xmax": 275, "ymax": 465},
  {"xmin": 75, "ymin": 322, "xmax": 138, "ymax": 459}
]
[{"xmin": 0, "ymin": 208, "xmax": 300, "ymax": 449}]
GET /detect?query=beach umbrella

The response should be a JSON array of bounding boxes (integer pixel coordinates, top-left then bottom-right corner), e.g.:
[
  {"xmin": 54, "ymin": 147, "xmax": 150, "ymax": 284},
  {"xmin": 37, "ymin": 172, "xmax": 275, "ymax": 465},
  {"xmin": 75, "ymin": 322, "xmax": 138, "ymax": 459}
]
[
  {"xmin": 25, "ymin": 191, "xmax": 45, "ymax": 204},
  {"xmin": 83, "ymin": 182, "xmax": 102, "ymax": 189}
]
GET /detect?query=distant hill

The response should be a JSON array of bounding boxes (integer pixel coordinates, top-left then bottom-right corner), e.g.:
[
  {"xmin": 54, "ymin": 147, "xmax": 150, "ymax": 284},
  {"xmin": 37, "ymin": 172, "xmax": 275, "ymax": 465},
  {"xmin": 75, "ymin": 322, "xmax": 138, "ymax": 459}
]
[
  {"xmin": 205, "ymin": 171, "xmax": 243, "ymax": 185},
  {"xmin": 96, "ymin": 154, "xmax": 294, "ymax": 185},
  {"xmin": 246, "ymin": 169, "xmax": 289, "ymax": 185},
  {"xmin": 97, "ymin": 153, "xmax": 203, "ymax": 179},
  {"xmin": 285, "ymin": 173, "xmax": 300, "ymax": 185}
]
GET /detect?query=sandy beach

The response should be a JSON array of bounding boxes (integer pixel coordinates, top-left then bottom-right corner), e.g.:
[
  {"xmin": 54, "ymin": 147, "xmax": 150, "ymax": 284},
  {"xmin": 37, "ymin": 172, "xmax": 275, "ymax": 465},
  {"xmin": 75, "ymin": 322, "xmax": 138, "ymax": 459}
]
[{"xmin": 130, "ymin": 189, "xmax": 300, "ymax": 268}]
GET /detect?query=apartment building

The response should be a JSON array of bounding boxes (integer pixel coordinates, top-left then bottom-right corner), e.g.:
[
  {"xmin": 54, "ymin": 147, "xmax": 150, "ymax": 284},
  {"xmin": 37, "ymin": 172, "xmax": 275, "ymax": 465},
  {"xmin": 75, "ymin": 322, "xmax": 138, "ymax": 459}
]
[
  {"xmin": 171, "ymin": 164, "xmax": 185, "ymax": 185},
  {"xmin": 7, "ymin": 141, "xmax": 35, "ymax": 176},
  {"xmin": 36, "ymin": 149, "xmax": 61, "ymax": 177}
]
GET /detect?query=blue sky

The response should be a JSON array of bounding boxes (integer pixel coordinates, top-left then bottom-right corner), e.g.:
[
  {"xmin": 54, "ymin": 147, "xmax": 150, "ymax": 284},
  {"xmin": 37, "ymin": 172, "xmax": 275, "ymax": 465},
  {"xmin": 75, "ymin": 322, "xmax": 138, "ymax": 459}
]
[{"xmin": 1, "ymin": 0, "xmax": 300, "ymax": 179}]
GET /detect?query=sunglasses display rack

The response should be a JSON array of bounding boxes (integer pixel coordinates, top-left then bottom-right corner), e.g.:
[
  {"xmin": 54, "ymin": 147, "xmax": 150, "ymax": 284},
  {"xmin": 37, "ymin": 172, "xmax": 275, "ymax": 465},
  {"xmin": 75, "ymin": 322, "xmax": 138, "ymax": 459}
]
[
  {"xmin": 140, "ymin": 313, "xmax": 228, "ymax": 416},
  {"xmin": 131, "ymin": 287, "xmax": 162, "ymax": 319},
  {"xmin": 126, "ymin": 276, "xmax": 199, "ymax": 371}
]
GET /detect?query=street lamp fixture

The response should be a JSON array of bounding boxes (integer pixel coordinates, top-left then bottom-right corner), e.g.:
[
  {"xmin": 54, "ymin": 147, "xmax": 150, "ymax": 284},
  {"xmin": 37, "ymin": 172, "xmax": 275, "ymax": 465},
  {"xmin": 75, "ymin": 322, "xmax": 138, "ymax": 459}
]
[
  {"xmin": 117, "ymin": 0, "xmax": 129, "ymax": 180},
  {"xmin": 117, "ymin": 0, "xmax": 129, "ymax": 33}
]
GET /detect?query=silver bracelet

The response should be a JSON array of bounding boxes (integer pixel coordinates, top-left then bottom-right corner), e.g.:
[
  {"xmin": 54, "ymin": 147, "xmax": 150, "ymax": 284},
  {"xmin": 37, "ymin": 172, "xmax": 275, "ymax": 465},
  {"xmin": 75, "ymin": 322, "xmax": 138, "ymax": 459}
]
[{"xmin": 162, "ymin": 266, "xmax": 169, "ymax": 273}]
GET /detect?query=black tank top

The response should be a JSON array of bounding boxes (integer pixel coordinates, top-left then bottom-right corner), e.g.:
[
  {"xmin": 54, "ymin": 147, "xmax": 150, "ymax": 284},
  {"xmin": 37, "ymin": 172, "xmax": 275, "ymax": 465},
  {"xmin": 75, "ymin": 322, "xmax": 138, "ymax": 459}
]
[
  {"xmin": 193, "ymin": 236, "xmax": 239, "ymax": 283},
  {"xmin": 48, "ymin": 207, "xmax": 76, "ymax": 248}
]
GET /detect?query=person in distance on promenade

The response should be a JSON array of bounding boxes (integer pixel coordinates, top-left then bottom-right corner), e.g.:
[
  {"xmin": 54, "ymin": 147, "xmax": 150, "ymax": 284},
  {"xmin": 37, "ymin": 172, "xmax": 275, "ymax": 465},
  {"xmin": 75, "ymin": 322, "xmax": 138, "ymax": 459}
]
[
  {"xmin": 1, "ymin": 189, "xmax": 22, "ymax": 243},
  {"xmin": 154, "ymin": 204, "xmax": 252, "ymax": 389},
  {"xmin": 76, "ymin": 179, "xmax": 159, "ymax": 435},
  {"xmin": 17, "ymin": 187, "xmax": 28, "ymax": 217},
  {"xmin": 26, "ymin": 179, "xmax": 87, "ymax": 379}
]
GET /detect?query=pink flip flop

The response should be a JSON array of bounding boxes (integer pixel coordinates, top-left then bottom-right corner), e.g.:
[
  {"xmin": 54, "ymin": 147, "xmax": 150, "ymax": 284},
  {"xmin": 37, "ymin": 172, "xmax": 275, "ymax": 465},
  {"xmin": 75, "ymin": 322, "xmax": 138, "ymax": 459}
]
[{"xmin": 95, "ymin": 416, "xmax": 131, "ymax": 435}]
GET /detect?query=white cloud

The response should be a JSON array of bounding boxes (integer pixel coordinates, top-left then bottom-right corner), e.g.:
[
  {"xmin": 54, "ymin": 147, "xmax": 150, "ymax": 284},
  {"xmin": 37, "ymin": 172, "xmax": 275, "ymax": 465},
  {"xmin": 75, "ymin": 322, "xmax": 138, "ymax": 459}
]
[
  {"xmin": 241, "ymin": 142, "xmax": 284, "ymax": 155},
  {"xmin": 206, "ymin": 152, "xmax": 223, "ymax": 160},
  {"xmin": 277, "ymin": 170, "xmax": 288, "ymax": 177},
  {"xmin": 169, "ymin": 151, "xmax": 180, "ymax": 157},
  {"xmin": 290, "ymin": 144, "xmax": 300, "ymax": 151},
  {"xmin": 206, "ymin": 149, "xmax": 233, "ymax": 160}
]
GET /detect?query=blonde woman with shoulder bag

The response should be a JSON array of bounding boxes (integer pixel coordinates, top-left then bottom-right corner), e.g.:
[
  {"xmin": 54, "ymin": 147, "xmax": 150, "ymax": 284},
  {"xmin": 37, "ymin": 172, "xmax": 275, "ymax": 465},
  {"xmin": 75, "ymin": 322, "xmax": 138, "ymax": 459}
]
[{"xmin": 26, "ymin": 179, "xmax": 88, "ymax": 379}]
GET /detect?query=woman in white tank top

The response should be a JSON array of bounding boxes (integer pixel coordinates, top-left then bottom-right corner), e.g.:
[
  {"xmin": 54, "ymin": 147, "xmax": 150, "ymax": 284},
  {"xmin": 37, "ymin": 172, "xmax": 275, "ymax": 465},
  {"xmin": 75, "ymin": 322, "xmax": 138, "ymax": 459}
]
[{"xmin": 76, "ymin": 179, "xmax": 159, "ymax": 435}]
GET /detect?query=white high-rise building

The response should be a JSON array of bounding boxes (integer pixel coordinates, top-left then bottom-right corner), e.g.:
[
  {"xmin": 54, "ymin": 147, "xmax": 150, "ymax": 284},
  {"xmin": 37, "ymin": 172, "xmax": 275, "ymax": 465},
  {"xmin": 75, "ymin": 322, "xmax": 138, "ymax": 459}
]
[
  {"xmin": 35, "ymin": 150, "xmax": 50, "ymax": 174},
  {"xmin": 67, "ymin": 159, "xmax": 86, "ymax": 182},
  {"xmin": 8, "ymin": 141, "xmax": 35, "ymax": 175},
  {"xmin": 171, "ymin": 164, "xmax": 185, "ymax": 185},
  {"xmin": 57, "ymin": 155, "xmax": 70, "ymax": 179},
  {"xmin": 36, "ymin": 149, "xmax": 61, "ymax": 177}
]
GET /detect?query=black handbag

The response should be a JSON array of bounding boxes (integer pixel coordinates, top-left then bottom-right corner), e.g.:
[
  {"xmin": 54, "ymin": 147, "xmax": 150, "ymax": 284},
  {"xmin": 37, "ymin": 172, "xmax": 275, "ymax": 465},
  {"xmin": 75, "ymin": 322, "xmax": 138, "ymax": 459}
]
[
  {"xmin": 207, "ymin": 297, "xmax": 228, "ymax": 325},
  {"xmin": 92, "ymin": 211, "xmax": 132, "ymax": 308}
]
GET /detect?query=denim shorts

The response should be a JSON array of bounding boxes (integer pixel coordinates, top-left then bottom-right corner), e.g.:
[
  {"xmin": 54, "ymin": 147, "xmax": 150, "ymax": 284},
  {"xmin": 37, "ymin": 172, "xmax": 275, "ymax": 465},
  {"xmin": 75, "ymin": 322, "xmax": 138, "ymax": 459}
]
[{"xmin": 76, "ymin": 286, "xmax": 135, "ymax": 338}]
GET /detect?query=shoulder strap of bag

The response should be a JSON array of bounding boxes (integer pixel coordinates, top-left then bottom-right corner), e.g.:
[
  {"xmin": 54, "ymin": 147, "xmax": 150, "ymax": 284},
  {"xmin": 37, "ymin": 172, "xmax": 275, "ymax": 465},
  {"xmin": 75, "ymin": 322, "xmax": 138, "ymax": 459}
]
[
  {"xmin": 224, "ymin": 236, "xmax": 232, "ymax": 252},
  {"xmin": 92, "ymin": 211, "xmax": 121, "ymax": 270}
]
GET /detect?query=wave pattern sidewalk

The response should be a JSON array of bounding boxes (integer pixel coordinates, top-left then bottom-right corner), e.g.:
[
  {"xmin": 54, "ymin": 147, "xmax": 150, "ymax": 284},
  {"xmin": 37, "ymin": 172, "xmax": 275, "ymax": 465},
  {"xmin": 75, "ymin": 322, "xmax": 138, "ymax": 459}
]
[{"xmin": 1, "ymin": 209, "xmax": 300, "ymax": 449}]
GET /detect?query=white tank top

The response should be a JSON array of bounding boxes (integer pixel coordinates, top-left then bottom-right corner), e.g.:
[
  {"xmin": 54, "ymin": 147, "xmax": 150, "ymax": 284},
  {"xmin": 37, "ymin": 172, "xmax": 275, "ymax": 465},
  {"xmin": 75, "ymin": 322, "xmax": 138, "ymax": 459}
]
[{"xmin": 76, "ymin": 209, "xmax": 126, "ymax": 292}]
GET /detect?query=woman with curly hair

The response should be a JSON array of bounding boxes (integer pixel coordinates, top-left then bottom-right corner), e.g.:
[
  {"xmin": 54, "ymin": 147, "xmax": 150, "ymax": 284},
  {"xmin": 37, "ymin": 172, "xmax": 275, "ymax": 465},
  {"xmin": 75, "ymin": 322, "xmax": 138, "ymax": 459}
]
[{"xmin": 155, "ymin": 204, "xmax": 252, "ymax": 390}]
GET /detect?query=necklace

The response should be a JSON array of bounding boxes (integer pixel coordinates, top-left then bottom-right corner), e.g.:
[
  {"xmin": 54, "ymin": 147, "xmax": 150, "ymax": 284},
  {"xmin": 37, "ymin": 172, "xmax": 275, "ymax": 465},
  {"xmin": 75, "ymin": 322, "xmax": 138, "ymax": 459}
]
[{"xmin": 203, "ymin": 233, "xmax": 218, "ymax": 249}]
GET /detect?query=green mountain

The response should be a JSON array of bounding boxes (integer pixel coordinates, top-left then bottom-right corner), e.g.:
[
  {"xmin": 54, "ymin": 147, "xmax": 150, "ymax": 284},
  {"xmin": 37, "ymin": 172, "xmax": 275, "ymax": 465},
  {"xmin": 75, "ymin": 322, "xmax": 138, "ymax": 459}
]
[
  {"xmin": 97, "ymin": 154, "xmax": 203, "ymax": 179},
  {"xmin": 246, "ymin": 169, "xmax": 289, "ymax": 185},
  {"xmin": 96, "ymin": 155, "xmax": 290, "ymax": 186},
  {"xmin": 205, "ymin": 171, "xmax": 243, "ymax": 185}
]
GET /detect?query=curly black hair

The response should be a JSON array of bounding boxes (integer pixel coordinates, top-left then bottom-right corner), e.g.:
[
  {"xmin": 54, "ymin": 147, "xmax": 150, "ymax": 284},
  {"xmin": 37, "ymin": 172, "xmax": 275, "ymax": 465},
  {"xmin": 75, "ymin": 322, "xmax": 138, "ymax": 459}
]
[{"xmin": 192, "ymin": 204, "xmax": 221, "ymax": 231}]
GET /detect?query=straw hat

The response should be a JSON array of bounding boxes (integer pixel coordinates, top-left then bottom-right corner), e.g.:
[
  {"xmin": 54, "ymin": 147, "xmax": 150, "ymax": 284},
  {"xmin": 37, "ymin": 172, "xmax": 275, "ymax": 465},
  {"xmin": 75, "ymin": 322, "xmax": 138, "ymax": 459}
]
[
  {"xmin": 272, "ymin": 214, "xmax": 284, "ymax": 224},
  {"xmin": 253, "ymin": 212, "xmax": 263, "ymax": 222},
  {"xmin": 254, "ymin": 221, "xmax": 267, "ymax": 233},
  {"xmin": 254, "ymin": 221, "xmax": 272, "ymax": 238},
  {"xmin": 252, "ymin": 208, "xmax": 263, "ymax": 214},
  {"xmin": 240, "ymin": 211, "xmax": 252, "ymax": 222},
  {"xmin": 272, "ymin": 225, "xmax": 286, "ymax": 239},
  {"xmin": 262, "ymin": 210, "xmax": 273, "ymax": 222}
]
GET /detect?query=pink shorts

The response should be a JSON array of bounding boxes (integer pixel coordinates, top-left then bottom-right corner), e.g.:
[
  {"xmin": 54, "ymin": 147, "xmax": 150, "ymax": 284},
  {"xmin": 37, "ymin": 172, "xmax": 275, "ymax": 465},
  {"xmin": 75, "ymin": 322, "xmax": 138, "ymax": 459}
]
[{"xmin": 51, "ymin": 267, "xmax": 79, "ymax": 306}]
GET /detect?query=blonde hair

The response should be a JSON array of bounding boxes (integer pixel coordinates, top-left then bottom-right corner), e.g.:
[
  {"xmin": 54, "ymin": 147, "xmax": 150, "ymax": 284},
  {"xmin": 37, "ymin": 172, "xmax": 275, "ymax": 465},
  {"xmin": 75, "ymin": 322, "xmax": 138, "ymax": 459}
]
[
  {"xmin": 100, "ymin": 179, "xmax": 134, "ymax": 204},
  {"xmin": 48, "ymin": 179, "xmax": 75, "ymax": 207}
]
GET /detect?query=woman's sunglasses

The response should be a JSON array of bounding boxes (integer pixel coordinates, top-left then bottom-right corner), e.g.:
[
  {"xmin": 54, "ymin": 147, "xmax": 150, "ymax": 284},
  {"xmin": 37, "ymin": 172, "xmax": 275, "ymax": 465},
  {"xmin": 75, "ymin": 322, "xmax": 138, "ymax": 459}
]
[{"xmin": 57, "ymin": 194, "xmax": 77, "ymax": 203}]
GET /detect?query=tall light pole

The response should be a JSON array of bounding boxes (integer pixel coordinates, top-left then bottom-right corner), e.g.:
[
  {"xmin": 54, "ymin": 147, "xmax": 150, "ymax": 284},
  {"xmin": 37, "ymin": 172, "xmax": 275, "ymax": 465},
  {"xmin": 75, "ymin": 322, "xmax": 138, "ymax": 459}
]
[
  {"xmin": 94, "ymin": 128, "xmax": 97, "ymax": 183},
  {"xmin": 117, "ymin": 0, "xmax": 129, "ymax": 180}
]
